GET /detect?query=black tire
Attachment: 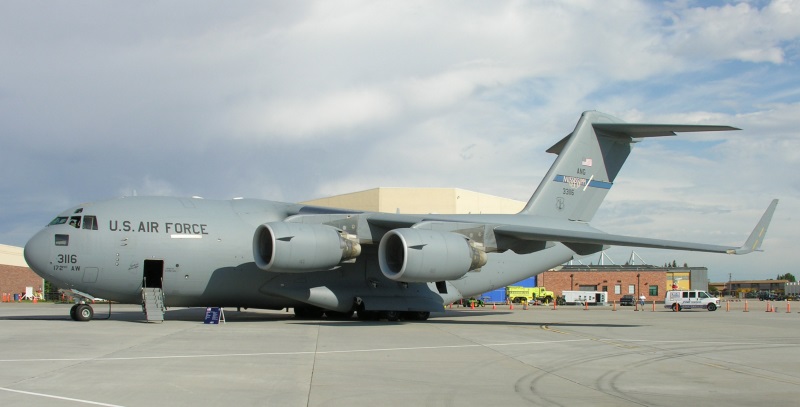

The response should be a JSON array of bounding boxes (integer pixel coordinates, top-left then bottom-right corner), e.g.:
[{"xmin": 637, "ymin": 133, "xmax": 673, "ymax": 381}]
[
  {"xmin": 69, "ymin": 304, "xmax": 78, "ymax": 321},
  {"xmin": 401, "ymin": 311, "xmax": 430, "ymax": 321},
  {"xmin": 356, "ymin": 309, "xmax": 378, "ymax": 321},
  {"xmin": 294, "ymin": 306, "xmax": 324, "ymax": 319},
  {"xmin": 380, "ymin": 311, "xmax": 400, "ymax": 321},
  {"xmin": 707, "ymin": 303, "xmax": 717, "ymax": 311},
  {"xmin": 325, "ymin": 310, "xmax": 354, "ymax": 320},
  {"xmin": 672, "ymin": 303, "xmax": 681, "ymax": 312},
  {"xmin": 75, "ymin": 304, "xmax": 93, "ymax": 321}
]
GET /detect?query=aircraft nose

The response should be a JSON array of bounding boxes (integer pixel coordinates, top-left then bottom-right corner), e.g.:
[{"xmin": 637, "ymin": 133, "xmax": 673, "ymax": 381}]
[{"xmin": 24, "ymin": 229, "xmax": 51, "ymax": 276}]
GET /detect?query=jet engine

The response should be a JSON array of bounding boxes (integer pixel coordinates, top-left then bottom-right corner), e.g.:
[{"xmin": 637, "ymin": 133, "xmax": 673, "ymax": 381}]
[
  {"xmin": 378, "ymin": 228, "xmax": 487, "ymax": 283},
  {"xmin": 253, "ymin": 222, "xmax": 361, "ymax": 273}
]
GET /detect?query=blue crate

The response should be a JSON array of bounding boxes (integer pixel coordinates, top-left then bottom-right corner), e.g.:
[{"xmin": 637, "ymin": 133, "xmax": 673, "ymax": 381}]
[{"xmin": 480, "ymin": 288, "xmax": 507, "ymax": 303}]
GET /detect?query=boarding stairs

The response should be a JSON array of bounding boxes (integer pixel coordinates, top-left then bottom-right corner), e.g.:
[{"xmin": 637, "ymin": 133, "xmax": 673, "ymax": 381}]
[{"xmin": 142, "ymin": 287, "xmax": 166, "ymax": 322}]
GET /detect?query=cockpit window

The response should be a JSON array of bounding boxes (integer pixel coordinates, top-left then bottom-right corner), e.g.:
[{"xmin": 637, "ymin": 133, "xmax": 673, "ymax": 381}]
[
  {"xmin": 48, "ymin": 217, "xmax": 68, "ymax": 226},
  {"xmin": 68, "ymin": 216, "xmax": 81, "ymax": 229},
  {"xmin": 74, "ymin": 208, "xmax": 83, "ymax": 214},
  {"xmin": 49, "ymin": 215, "xmax": 98, "ymax": 230},
  {"xmin": 82, "ymin": 215, "xmax": 98, "ymax": 230},
  {"xmin": 55, "ymin": 234, "xmax": 69, "ymax": 246}
]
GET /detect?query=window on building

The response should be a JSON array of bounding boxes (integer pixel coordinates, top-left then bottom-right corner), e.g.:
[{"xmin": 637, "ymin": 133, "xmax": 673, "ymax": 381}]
[
  {"xmin": 615, "ymin": 285, "xmax": 621, "ymax": 294},
  {"xmin": 602, "ymin": 286, "xmax": 608, "ymax": 293},
  {"xmin": 628, "ymin": 285, "xmax": 635, "ymax": 294},
  {"xmin": 649, "ymin": 285, "xmax": 658, "ymax": 296},
  {"xmin": 579, "ymin": 285, "xmax": 597, "ymax": 291}
]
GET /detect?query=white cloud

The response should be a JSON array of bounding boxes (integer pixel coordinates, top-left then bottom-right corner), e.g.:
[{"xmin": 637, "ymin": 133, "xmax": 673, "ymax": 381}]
[
  {"xmin": 1, "ymin": 1, "xmax": 798, "ymax": 279},
  {"xmin": 664, "ymin": 0, "xmax": 800, "ymax": 63}
]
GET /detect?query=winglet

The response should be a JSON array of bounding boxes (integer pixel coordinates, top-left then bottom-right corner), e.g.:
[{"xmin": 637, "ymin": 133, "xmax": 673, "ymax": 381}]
[{"xmin": 730, "ymin": 199, "xmax": 778, "ymax": 255}]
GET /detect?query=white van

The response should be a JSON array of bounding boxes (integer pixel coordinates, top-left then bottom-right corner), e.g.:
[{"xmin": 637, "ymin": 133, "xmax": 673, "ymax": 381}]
[{"xmin": 663, "ymin": 290, "xmax": 719, "ymax": 311}]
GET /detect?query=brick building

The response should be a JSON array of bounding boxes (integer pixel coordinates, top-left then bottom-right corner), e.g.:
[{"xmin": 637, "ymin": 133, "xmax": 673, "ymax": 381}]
[
  {"xmin": 0, "ymin": 244, "xmax": 43, "ymax": 298},
  {"xmin": 538, "ymin": 265, "xmax": 709, "ymax": 303}
]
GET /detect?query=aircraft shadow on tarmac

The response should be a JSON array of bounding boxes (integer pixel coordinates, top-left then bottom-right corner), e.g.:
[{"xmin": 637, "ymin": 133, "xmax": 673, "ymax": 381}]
[{"xmin": 0, "ymin": 307, "xmax": 643, "ymax": 328}]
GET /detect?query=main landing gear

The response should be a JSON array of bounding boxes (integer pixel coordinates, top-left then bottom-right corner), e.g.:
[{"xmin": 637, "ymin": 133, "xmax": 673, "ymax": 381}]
[
  {"xmin": 70, "ymin": 303, "xmax": 94, "ymax": 321},
  {"xmin": 355, "ymin": 307, "xmax": 430, "ymax": 322},
  {"xmin": 293, "ymin": 305, "xmax": 430, "ymax": 322}
]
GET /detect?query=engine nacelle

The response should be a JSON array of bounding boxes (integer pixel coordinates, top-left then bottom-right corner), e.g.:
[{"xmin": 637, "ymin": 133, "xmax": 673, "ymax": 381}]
[
  {"xmin": 378, "ymin": 228, "xmax": 487, "ymax": 283},
  {"xmin": 253, "ymin": 222, "xmax": 361, "ymax": 273}
]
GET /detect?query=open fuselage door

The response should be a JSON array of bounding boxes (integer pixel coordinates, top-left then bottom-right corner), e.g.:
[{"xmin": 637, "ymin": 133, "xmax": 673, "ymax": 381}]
[{"xmin": 142, "ymin": 259, "xmax": 165, "ymax": 322}]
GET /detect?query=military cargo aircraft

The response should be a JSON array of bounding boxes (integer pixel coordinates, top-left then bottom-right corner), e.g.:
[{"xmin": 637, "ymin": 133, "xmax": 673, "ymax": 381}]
[{"xmin": 23, "ymin": 111, "xmax": 778, "ymax": 322}]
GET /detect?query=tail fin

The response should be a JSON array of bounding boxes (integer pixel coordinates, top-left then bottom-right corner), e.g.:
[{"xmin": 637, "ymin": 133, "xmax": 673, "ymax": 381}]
[{"xmin": 519, "ymin": 111, "xmax": 739, "ymax": 221}]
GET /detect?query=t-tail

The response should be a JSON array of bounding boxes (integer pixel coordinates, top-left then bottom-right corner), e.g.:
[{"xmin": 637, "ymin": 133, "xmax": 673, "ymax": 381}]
[{"xmin": 519, "ymin": 111, "xmax": 739, "ymax": 221}]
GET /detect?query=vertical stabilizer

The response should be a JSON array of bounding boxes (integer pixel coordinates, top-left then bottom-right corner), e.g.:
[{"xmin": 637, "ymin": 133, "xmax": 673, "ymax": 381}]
[{"xmin": 519, "ymin": 111, "xmax": 738, "ymax": 222}]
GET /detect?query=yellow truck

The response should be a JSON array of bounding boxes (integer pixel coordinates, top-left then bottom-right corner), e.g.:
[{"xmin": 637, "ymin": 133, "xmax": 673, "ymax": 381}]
[{"xmin": 506, "ymin": 286, "xmax": 555, "ymax": 304}]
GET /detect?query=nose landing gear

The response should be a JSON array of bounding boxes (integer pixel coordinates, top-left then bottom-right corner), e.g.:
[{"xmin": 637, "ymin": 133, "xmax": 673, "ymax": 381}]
[
  {"xmin": 63, "ymin": 288, "xmax": 109, "ymax": 321},
  {"xmin": 70, "ymin": 303, "xmax": 94, "ymax": 321}
]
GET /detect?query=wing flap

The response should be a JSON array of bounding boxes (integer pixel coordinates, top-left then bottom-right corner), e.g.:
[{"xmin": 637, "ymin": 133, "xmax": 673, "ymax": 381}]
[
  {"xmin": 496, "ymin": 199, "xmax": 778, "ymax": 255},
  {"xmin": 494, "ymin": 224, "xmax": 737, "ymax": 254}
]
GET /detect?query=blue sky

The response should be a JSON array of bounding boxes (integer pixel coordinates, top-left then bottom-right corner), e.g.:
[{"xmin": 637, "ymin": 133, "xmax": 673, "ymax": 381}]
[{"xmin": 1, "ymin": 0, "xmax": 798, "ymax": 282}]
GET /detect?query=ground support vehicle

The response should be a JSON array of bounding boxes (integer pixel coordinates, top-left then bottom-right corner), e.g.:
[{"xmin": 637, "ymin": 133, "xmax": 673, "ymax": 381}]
[
  {"xmin": 562, "ymin": 291, "xmax": 607, "ymax": 305},
  {"xmin": 664, "ymin": 290, "xmax": 720, "ymax": 311},
  {"xmin": 506, "ymin": 286, "xmax": 555, "ymax": 304}
]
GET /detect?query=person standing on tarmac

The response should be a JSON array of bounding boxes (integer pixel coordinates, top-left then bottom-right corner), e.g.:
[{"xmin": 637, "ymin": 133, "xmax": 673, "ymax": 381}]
[{"xmin": 639, "ymin": 294, "xmax": 646, "ymax": 309}]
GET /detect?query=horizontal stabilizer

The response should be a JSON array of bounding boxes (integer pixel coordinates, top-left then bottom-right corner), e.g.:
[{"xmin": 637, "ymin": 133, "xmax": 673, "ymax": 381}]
[{"xmin": 592, "ymin": 123, "xmax": 740, "ymax": 138}]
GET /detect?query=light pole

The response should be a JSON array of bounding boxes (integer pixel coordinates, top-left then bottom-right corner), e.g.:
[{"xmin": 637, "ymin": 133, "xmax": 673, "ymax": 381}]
[{"xmin": 637, "ymin": 273, "xmax": 641, "ymax": 301}]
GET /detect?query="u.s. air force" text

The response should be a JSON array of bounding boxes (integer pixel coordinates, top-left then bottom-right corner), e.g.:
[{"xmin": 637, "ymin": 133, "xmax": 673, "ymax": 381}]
[{"xmin": 109, "ymin": 220, "xmax": 208, "ymax": 235}]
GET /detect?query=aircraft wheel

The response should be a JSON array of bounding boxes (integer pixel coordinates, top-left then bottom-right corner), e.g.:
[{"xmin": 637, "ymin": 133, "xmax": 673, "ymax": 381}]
[
  {"xmin": 294, "ymin": 306, "xmax": 324, "ymax": 319},
  {"xmin": 75, "ymin": 304, "xmax": 94, "ymax": 322},
  {"xmin": 356, "ymin": 310, "xmax": 378, "ymax": 321},
  {"xmin": 402, "ymin": 311, "xmax": 430, "ymax": 321},
  {"xmin": 707, "ymin": 303, "xmax": 717, "ymax": 311},
  {"xmin": 325, "ymin": 310, "xmax": 354, "ymax": 320},
  {"xmin": 69, "ymin": 304, "xmax": 79, "ymax": 321},
  {"xmin": 380, "ymin": 311, "xmax": 400, "ymax": 321}
]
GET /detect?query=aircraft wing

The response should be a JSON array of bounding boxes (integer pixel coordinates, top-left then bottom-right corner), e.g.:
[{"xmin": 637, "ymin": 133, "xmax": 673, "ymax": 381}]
[{"xmin": 494, "ymin": 199, "xmax": 778, "ymax": 255}]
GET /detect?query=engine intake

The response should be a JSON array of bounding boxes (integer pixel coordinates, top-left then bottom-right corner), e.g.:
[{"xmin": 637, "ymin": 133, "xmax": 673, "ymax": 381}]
[
  {"xmin": 378, "ymin": 229, "xmax": 487, "ymax": 283},
  {"xmin": 253, "ymin": 222, "xmax": 361, "ymax": 273}
]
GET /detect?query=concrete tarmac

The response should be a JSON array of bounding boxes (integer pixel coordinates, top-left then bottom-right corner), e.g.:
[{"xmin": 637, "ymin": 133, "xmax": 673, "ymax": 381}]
[{"xmin": 1, "ymin": 300, "xmax": 799, "ymax": 406}]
